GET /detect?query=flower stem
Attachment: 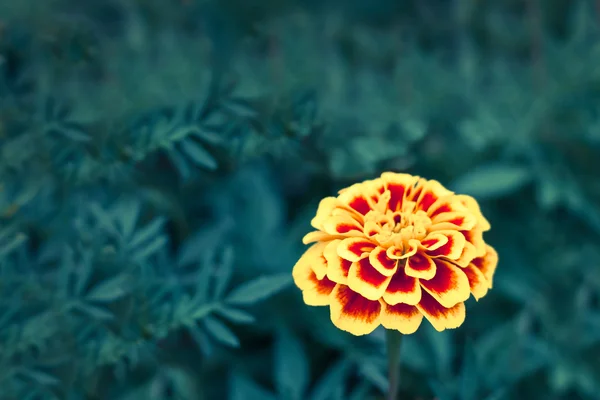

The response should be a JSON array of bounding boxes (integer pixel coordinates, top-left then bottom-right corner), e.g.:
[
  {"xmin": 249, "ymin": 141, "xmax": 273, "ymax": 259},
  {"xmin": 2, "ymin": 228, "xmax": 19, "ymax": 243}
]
[{"xmin": 385, "ymin": 329, "xmax": 403, "ymax": 400}]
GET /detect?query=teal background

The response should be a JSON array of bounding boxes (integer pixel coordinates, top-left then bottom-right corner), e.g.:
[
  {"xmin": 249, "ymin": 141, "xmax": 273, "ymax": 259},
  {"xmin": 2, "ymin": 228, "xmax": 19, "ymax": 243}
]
[{"xmin": 1, "ymin": 0, "xmax": 600, "ymax": 399}]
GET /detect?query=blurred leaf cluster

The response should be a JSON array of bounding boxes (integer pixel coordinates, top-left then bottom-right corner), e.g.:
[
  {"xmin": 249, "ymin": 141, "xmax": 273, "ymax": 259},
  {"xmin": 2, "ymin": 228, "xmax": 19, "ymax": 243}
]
[{"xmin": 1, "ymin": 0, "xmax": 600, "ymax": 399}]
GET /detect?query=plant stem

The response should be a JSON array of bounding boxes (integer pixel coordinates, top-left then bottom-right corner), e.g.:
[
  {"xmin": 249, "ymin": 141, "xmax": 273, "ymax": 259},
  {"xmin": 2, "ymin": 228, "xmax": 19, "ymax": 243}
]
[{"xmin": 385, "ymin": 329, "xmax": 403, "ymax": 400}]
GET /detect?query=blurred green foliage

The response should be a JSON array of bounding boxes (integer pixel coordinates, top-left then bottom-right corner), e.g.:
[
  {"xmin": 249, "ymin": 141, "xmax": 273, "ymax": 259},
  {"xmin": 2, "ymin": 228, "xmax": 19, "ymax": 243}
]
[{"xmin": 1, "ymin": 0, "xmax": 600, "ymax": 399}]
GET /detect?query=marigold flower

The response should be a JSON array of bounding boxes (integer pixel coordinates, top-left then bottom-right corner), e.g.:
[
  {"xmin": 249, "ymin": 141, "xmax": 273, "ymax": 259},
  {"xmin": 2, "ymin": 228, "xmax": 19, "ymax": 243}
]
[{"xmin": 292, "ymin": 172, "xmax": 498, "ymax": 335}]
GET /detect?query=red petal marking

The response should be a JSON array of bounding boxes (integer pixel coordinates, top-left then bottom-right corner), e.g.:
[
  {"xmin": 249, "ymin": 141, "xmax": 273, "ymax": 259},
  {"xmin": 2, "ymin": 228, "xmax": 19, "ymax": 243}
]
[
  {"xmin": 337, "ymin": 238, "xmax": 377, "ymax": 262},
  {"xmin": 338, "ymin": 224, "xmax": 359, "ymax": 233},
  {"xmin": 335, "ymin": 285, "xmax": 382, "ymax": 324},
  {"xmin": 405, "ymin": 252, "xmax": 436, "ymax": 280},
  {"xmin": 426, "ymin": 231, "xmax": 465, "ymax": 260},
  {"xmin": 463, "ymin": 264, "xmax": 489, "ymax": 300},
  {"xmin": 387, "ymin": 183, "xmax": 407, "ymax": 212},
  {"xmin": 420, "ymin": 233, "xmax": 449, "ymax": 251},
  {"xmin": 417, "ymin": 290, "xmax": 466, "ymax": 331},
  {"xmin": 416, "ymin": 191, "xmax": 437, "ymax": 213},
  {"xmin": 420, "ymin": 259, "xmax": 470, "ymax": 307},
  {"xmin": 383, "ymin": 268, "xmax": 421, "ymax": 305},
  {"xmin": 349, "ymin": 196, "xmax": 372, "ymax": 215},
  {"xmin": 348, "ymin": 241, "xmax": 376, "ymax": 258},
  {"xmin": 309, "ymin": 273, "xmax": 337, "ymax": 295},
  {"xmin": 471, "ymin": 245, "xmax": 498, "ymax": 286},
  {"xmin": 430, "ymin": 212, "xmax": 477, "ymax": 232},
  {"xmin": 429, "ymin": 203, "xmax": 452, "ymax": 218},
  {"xmin": 324, "ymin": 216, "xmax": 363, "ymax": 235},
  {"xmin": 380, "ymin": 301, "xmax": 423, "ymax": 333},
  {"xmin": 407, "ymin": 253, "xmax": 430, "ymax": 271},
  {"xmin": 356, "ymin": 258, "xmax": 389, "ymax": 287},
  {"xmin": 463, "ymin": 229, "xmax": 486, "ymax": 257},
  {"xmin": 369, "ymin": 247, "xmax": 398, "ymax": 276}
]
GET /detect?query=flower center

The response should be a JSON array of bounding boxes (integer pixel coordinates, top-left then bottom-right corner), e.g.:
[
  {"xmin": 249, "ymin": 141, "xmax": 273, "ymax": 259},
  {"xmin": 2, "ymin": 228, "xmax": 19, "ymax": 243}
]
[{"xmin": 365, "ymin": 203, "xmax": 432, "ymax": 247}]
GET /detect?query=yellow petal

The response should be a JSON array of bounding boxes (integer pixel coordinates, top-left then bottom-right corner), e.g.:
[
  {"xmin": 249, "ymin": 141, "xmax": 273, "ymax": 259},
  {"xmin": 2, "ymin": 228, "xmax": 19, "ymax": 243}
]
[
  {"xmin": 324, "ymin": 239, "xmax": 352, "ymax": 284},
  {"xmin": 456, "ymin": 194, "xmax": 491, "ymax": 231},
  {"xmin": 368, "ymin": 247, "xmax": 398, "ymax": 276},
  {"xmin": 383, "ymin": 267, "xmax": 422, "ymax": 306},
  {"xmin": 329, "ymin": 284, "xmax": 382, "ymax": 336},
  {"xmin": 417, "ymin": 290, "xmax": 466, "ymax": 332},
  {"xmin": 337, "ymin": 237, "xmax": 377, "ymax": 262},
  {"xmin": 292, "ymin": 241, "xmax": 329, "ymax": 280},
  {"xmin": 463, "ymin": 263, "xmax": 489, "ymax": 300},
  {"xmin": 471, "ymin": 245, "xmax": 498, "ymax": 288},
  {"xmin": 380, "ymin": 301, "xmax": 423, "ymax": 334},
  {"xmin": 347, "ymin": 258, "xmax": 392, "ymax": 300},
  {"xmin": 419, "ymin": 259, "xmax": 470, "ymax": 308},
  {"xmin": 425, "ymin": 230, "xmax": 466, "ymax": 260},
  {"xmin": 405, "ymin": 252, "xmax": 437, "ymax": 280}
]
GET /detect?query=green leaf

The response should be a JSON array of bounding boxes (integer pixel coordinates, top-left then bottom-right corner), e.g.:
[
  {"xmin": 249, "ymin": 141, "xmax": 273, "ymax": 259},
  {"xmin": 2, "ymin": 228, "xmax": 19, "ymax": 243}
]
[
  {"xmin": 203, "ymin": 316, "xmax": 240, "ymax": 347},
  {"xmin": 180, "ymin": 139, "xmax": 217, "ymax": 170},
  {"xmin": 132, "ymin": 236, "xmax": 168, "ymax": 262},
  {"xmin": 213, "ymin": 245, "xmax": 235, "ymax": 300},
  {"xmin": 460, "ymin": 340, "xmax": 479, "ymax": 400},
  {"xmin": 451, "ymin": 164, "xmax": 533, "ymax": 199},
  {"xmin": 0, "ymin": 232, "xmax": 27, "ymax": 258},
  {"xmin": 275, "ymin": 329, "xmax": 309, "ymax": 400},
  {"xmin": 215, "ymin": 306, "xmax": 256, "ymax": 324},
  {"xmin": 86, "ymin": 274, "xmax": 132, "ymax": 302},
  {"xmin": 230, "ymin": 373, "xmax": 277, "ymax": 400},
  {"xmin": 309, "ymin": 359, "xmax": 350, "ymax": 400},
  {"xmin": 129, "ymin": 217, "xmax": 166, "ymax": 249},
  {"xmin": 225, "ymin": 274, "xmax": 292, "ymax": 306}
]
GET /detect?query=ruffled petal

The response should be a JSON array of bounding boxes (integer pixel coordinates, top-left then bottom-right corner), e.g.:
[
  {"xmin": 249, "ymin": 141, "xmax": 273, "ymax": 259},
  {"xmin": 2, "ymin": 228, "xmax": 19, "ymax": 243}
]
[
  {"xmin": 425, "ymin": 230, "xmax": 466, "ymax": 260},
  {"xmin": 420, "ymin": 232, "xmax": 449, "ymax": 251},
  {"xmin": 329, "ymin": 284, "xmax": 382, "ymax": 335},
  {"xmin": 417, "ymin": 290, "xmax": 466, "ymax": 331},
  {"xmin": 463, "ymin": 263, "xmax": 489, "ymax": 300},
  {"xmin": 414, "ymin": 180, "xmax": 454, "ymax": 213},
  {"xmin": 302, "ymin": 231, "xmax": 336, "ymax": 244},
  {"xmin": 323, "ymin": 215, "xmax": 364, "ymax": 236},
  {"xmin": 471, "ymin": 245, "xmax": 498, "ymax": 287},
  {"xmin": 292, "ymin": 241, "xmax": 329, "ymax": 280},
  {"xmin": 405, "ymin": 252, "xmax": 436, "ymax": 280},
  {"xmin": 420, "ymin": 259, "xmax": 470, "ymax": 308},
  {"xmin": 463, "ymin": 228, "xmax": 486, "ymax": 258},
  {"xmin": 456, "ymin": 194, "xmax": 491, "ymax": 231},
  {"xmin": 454, "ymin": 240, "xmax": 479, "ymax": 268},
  {"xmin": 386, "ymin": 239, "xmax": 419, "ymax": 260},
  {"xmin": 430, "ymin": 212, "xmax": 477, "ymax": 231},
  {"xmin": 347, "ymin": 258, "xmax": 392, "ymax": 300},
  {"xmin": 323, "ymin": 240, "xmax": 352, "ymax": 284},
  {"xmin": 380, "ymin": 301, "xmax": 423, "ymax": 334},
  {"xmin": 292, "ymin": 248, "xmax": 336, "ymax": 306},
  {"xmin": 337, "ymin": 237, "xmax": 377, "ymax": 262},
  {"xmin": 383, "ymin": 267, "xmax": 421, "ymax": 306},
  {"xmin": 381, "ymin": 172, "xmax": 420, "ymax": 212},
  {"xmin": 368, "ymin": 247, "xmax": 398, "ymax": 276}
]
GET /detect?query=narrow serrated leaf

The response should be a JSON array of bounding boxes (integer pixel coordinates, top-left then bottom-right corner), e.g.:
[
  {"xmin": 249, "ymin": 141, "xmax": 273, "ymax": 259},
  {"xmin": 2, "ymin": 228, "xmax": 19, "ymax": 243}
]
[
  {"xmin": 132, "ymin": 235, "xmax": 167, "ymax": 262},
  {"xmin": 129, "ymin": 217, "xmax": 166, "ymax": 249},
  {"xmin": 20, "ymin": 369, "xmax": 59, "ymax": 386},
  {"xmin": 203, "ymin": 317, "xmax": 240, "ymax": 347},
  {"xmin": 215, "ymin": 306, "xmax": 256, "ymax": 324},
  {"xmin": 86, "ymin": 274, "xmax": 132, "ymax": 302},
  {"xmin": 226, "ymin": 274, "xmax": 292, "ymax": 306},
  {"xmin": 0, "ymin": 233, "xmax": 27, "ymax": 257},
  {"xmin": 180, "ymin": 139, "xmax": 217, "ymax": 170},
  {"xmin": 73, "ymin": 302, "xmax": 114, "ymax": 321},
  {"xmin": 451, "ymin": 164, "xmax": 533, "ymax": 199},
  {"xmin": 275, "ymin": 329, "xmax": 309, "ymax": 400},
  {"xmin": 309, "ymin": 359, "xmax": 350, "ymax": 400},
  {"xmin": 213, "ymin": 245, "xmax": 235, "ymax": 300}
]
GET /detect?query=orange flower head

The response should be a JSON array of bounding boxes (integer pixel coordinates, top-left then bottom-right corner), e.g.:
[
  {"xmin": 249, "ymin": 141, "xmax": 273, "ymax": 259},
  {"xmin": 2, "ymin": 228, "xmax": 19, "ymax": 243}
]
[{"xmin": 292, "ymin": 172, "xmax": 498, "ymax": 335}]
